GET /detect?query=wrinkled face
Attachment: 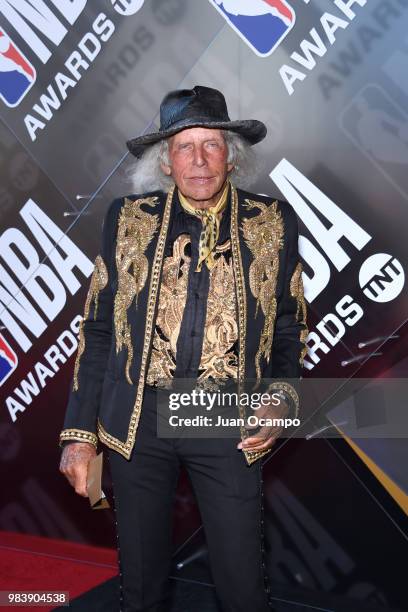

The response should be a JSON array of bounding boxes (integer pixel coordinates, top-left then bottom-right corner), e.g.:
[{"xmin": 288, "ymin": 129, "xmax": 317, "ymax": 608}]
[{"xmin": 161, "ymin": 127, "xmax": 234, "ymax": 207}]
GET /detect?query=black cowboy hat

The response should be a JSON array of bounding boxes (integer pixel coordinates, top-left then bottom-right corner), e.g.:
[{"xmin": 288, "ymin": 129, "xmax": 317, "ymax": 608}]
[{"xmin": 126, "ymin": 85, "xmax": 267, "ymax": 158}]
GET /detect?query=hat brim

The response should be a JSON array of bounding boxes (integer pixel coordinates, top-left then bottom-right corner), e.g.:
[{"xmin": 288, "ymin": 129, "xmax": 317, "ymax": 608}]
[{"xmin": 126, "ymin": 118, "xmax": 266, "ymax": 158}]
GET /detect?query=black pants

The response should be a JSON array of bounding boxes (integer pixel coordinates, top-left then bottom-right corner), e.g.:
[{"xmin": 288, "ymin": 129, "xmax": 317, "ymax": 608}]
[{"xmin": 108, "ymin": 386, "xmax": 274, "ymax": 612}]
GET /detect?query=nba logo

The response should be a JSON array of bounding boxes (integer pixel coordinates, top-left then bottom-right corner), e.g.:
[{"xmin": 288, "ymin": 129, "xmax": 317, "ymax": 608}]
[
  {"xmin": 208, "ymin": 0, "xmax": 295, "ymax": 57},
  {"xmin": 0, "ymin": 333, "xmax": 18, "ymax": 386},
  {"xmin": 0, "ymin": 27, "xmax": 36, "ymax": 108}
]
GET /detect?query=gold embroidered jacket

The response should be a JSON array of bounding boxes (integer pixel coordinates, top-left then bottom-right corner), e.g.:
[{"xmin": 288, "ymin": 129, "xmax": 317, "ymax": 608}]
[{"xmin": 59, "ymin": 184, "xmax": 308, "ymax": 465}]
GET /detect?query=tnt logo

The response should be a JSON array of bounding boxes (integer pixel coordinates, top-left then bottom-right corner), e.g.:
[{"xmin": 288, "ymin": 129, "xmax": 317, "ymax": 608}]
[
  {"xmin": 0, "ymin": 333, "xmax": 18, "ymax": 386},
  {"xmin": 208, "ymin": 0, "xmax": 295, "ymax": 57},
  {"xmin": 359, "ymin": 253, "xmax": 405, "ymax": 303},
  {"xmin": 0, "ymin": 27, "xmax": 36, "ymax": 108}
]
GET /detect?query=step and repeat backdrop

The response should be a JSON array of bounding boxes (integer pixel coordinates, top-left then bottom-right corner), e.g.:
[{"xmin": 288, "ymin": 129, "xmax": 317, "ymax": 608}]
[{"xmin": 0, "ymin": 1, "xmax": 406, "ymax": 609}]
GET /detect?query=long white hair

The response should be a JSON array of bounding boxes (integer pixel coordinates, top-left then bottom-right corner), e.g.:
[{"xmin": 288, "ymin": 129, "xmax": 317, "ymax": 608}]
[{"xmin": 123, "ymin": 130, "xmax": 260, "ymax": 194}]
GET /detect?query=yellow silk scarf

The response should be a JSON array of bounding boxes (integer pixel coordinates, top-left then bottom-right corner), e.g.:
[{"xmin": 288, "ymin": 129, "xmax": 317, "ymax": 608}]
[{"xmin": 178, "ymin": 181, "xmax": 229, "ymax": 272}]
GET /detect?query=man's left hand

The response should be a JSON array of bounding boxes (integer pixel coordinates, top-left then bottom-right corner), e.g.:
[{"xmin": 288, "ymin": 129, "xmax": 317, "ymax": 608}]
[{"xmin": 236, "ymin": 397, "xmax": 290, "ymax": 453}]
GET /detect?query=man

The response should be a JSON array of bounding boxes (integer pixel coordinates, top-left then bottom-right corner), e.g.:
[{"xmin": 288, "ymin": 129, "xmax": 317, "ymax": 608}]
[{"xmin": 59, "ymin": 85, "xmax": 308, "ymax": 612}]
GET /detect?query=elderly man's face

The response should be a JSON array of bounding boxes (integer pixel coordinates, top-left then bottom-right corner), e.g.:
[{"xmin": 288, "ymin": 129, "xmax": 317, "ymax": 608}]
[{"xmin": 161, "ymin": 127, "xmax": 233, "ymax": 209}]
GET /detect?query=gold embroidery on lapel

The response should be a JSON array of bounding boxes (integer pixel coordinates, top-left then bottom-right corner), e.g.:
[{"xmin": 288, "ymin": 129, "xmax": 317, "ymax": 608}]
[
  {"xmin": 230, "ymin": 185, "xmax": 246, "ymax": 383},
  {"xmin": 114, "ymin": 196, "xmax": 159, "ymax": 384},
  {"xmin": 73, "ymin": 255, "xmax": 108, "ymax": 391},
  {"xmin": 232, "ymin": 187, "xmax": 266, "ymax": 466},
  {"xmin": 241, "ymin": 199, "xmax": 284, "ymax": 380},
  {"xmin": 290, "ymin": 261, "xmax": 309, "ymax": 365},
  {"xmin": 97, "ymin": 187, "xmax": 174, "ymax": 459}
]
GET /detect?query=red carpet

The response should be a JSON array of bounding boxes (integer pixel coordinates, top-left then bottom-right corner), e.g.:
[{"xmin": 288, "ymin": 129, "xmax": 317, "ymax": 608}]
[{"xmin": 0, "ymin": 531, "xmax": 117, "ymax": 611}]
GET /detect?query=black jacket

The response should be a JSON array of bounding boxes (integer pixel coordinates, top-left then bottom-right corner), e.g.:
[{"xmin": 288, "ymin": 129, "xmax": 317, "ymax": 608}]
[{"xmin": 59, "ymin": 183, "xmax": 308, "ymax": 465}]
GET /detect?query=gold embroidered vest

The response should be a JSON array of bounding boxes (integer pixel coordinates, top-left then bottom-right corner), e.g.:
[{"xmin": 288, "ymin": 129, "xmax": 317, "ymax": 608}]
[{"xmin": 146, "ymin": 234, "xmax": 238, "ymax": 387}]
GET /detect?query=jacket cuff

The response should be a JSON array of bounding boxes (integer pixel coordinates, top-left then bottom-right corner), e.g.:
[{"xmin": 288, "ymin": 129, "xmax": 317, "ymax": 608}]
[
  {"xmin": 59, "ymin": 428, "xmax": 98, "ymax": 449},
  {"xmin": 266, "ymin": 381, "xmax": 300, "ymax": 419},
  {"xmin": 243, "ymin": 447, "xmax": 273, "ymax": 465}
]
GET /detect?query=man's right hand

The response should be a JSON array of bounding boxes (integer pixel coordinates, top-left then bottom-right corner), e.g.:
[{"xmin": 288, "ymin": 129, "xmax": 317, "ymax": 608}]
[{"xmin": 59, "ymin": 442, "xmax": 97, "ymax": 497}]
